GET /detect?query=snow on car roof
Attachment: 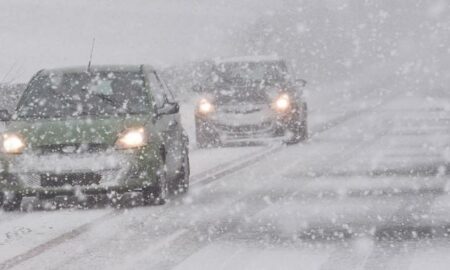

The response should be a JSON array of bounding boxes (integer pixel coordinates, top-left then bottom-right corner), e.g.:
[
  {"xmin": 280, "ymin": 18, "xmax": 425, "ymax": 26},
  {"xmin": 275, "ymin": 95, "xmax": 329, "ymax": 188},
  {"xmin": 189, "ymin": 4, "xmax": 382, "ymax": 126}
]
[{"xmin": 214, "ymin": 55, "xmax": 284, "ymax": 64}]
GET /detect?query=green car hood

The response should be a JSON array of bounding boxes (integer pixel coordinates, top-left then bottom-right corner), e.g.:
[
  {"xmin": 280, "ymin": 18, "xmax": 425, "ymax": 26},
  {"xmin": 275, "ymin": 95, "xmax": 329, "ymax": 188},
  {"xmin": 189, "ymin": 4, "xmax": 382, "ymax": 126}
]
[{"xmin": 4, "ymin": 115, "xmax": 151, "ymax": 148}]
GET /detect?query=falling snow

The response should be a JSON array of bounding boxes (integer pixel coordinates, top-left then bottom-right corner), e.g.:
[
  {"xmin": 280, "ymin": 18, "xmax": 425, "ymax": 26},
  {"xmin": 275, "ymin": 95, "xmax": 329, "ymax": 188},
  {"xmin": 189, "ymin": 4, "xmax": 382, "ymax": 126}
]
[{"xmin": 0, "ymin": 1, "xmax": 450, "ymax": 269}]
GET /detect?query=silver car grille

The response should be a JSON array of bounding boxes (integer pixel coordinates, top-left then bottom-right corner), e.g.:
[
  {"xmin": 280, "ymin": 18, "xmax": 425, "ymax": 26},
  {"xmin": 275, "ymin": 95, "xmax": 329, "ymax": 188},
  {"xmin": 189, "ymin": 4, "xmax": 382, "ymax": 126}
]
[{"xmin": 215, "ymin": 121, "xmax": 275, "ymax": 135}]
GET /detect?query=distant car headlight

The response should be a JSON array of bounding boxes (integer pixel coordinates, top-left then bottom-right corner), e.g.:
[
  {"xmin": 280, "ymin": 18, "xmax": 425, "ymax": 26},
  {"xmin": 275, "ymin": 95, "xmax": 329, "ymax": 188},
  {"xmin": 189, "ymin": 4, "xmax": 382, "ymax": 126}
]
[
  {"xmin": 1, "ymin": 133, "xmax": 26, "ymax": 154},
  {"xmin": 198, "ymin": 98, "xmax": 214, "ymax": 114},
  {"xmin": 274, "ymin": 94, "xmax": 291, "ymax": 111},
  {"xmin": 115, "ymin": 128, "xmax": 147, "ymax": 149}
]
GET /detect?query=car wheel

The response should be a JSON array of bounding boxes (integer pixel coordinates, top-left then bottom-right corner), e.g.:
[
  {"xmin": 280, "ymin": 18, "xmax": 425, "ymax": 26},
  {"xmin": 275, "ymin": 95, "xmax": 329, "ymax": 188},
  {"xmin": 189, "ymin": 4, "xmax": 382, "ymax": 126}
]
[
  {"xmin": 195, "ymin": 118, "xmax": 220, "ymax": 148},
  {"xmin": 196, "ymin": 131, "xmax": 208, "ymax": 149},
  {"xmin": 143, "ymin": 164, "xmax": 168, "ymax": 206},
  {"xmin": 171, "ymin": 148, "xmax": 190, "ymax": 194},
  {"xmin": 197, "ymin": 134, "xmax": 220, "ymax": 148},
  {"xmin": 298, "ymin": 118, "xmax": 308, "ymax": 141},
  {"xmin": 107, "ymin": 191, "xmax": 122, "ymax": 208},
  {"xmin": 299, "ymin": 103, "xmax": 309, "ymax": 141},
  {"xmin": 2, "ymin": 191, "xmax": 23, "ymax": 212},
  {"xmin": 285, "ymin": 112, "xmax": 308, "ymax": 144}
]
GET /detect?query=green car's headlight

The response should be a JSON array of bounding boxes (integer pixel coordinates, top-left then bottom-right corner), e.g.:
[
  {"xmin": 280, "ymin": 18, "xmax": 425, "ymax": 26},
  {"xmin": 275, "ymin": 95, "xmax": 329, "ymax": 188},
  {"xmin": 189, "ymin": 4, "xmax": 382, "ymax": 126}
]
[
  {"xmin": 115, "ymin": 128, "xmax": 147, "ymax": 149},
  {"xmin": 1, "ymin": 133, "xmax": 26, "ymax": 154}
]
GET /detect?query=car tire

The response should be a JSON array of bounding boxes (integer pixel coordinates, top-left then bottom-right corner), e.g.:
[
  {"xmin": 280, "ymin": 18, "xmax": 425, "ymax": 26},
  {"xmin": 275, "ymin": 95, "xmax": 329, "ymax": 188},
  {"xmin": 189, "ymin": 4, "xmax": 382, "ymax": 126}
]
[
  {"xmin": 171, "ymin": 148, "xmax": 190, "ymax": 194},
  {"xmin": 2, "ymin": 191, "xmax": 22, "ymax": 212},
  {"xmin": 286, "ymin": 107, "xmax": 308, "ymax": 145},
  {"xmin": 298, "ymin": 117, "xmax": 308, "ymax": 141},
  {"xmin": 300, "ymin": 103, "xmax": 309, "ymax": 141},
  {"xmin": 196, "ymin": 132, "xmax": 208, "ymax": 149},
  {"xmin": 197, "ymin": 134, "xmax": 220, "ymax": 148},
  {"xmin": 107, "ymin": 191, "xmax": 122, "ymax": 208},
  {"xmin": 143, "ymin": 164, "xmax": 168, "ymax": 206},
  {"xmin": 195, "ymin": 118, "xmax": 219, "ymax": 148}
]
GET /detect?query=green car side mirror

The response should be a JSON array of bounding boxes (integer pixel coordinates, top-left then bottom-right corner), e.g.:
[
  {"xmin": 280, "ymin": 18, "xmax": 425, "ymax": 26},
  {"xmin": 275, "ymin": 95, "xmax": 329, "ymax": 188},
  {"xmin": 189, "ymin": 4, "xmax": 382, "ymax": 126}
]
[
  {"xmin": 157, "ymin": 102, "xmax": 179, "ymax": 116},
  {"xmin": 0, "ymin": 109, "xmax": 11, "ymax": 122}
]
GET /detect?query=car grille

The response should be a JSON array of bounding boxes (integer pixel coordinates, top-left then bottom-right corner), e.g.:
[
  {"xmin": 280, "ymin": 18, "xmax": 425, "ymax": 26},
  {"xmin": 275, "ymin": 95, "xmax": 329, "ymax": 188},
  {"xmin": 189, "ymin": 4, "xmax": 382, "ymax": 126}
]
[
  {"xmin": 19, "ymin": 169, "xmax": 122, "ymax": 188},
  {"xmin": 40, "ymin": 172, "xmax": 102, "ymax": 187},
  {"xmin": 215, "ymin": 121, "xmax": 274, "ymax": 134},
  {"xmin": 35, "ymin": 143, "xmax": 109, "ymax": 155}
]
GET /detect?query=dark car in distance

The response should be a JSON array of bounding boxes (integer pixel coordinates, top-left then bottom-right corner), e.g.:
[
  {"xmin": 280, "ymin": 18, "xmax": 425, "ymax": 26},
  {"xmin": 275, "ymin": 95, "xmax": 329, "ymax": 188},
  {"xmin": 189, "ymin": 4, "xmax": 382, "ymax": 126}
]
[{"xmin": 193, "ymin": 56, "xmax": 308, "ymax": 148}]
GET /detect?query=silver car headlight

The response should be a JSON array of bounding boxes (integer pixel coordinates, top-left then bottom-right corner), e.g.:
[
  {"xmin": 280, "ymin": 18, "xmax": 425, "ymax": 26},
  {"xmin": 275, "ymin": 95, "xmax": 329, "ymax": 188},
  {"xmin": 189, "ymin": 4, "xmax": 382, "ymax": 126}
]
[
  {"xmin": 198, "ymin": 98, "xmax": 214, "ymax": 114},
  {"xmin": 274, "ymin": 94, "xmax": 291, "ymax": 112}
]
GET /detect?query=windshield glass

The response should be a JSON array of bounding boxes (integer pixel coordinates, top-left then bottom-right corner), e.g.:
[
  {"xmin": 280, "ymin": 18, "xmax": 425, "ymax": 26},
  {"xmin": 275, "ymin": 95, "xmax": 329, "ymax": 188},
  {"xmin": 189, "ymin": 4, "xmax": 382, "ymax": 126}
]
[
  {"xmin": 16, "ymin": 71, "xmax": 150, "ymax": 119},
  {"xmin": 210, "ymin": 86, "xmax": 270, "ymax": 105},
  {"xmin": 203, "ymin": 61, "xmax": 287, "ymax": 104},
  {"xmin": 212, "ymin": 61, "xmax": 287, "ymax": 85}
]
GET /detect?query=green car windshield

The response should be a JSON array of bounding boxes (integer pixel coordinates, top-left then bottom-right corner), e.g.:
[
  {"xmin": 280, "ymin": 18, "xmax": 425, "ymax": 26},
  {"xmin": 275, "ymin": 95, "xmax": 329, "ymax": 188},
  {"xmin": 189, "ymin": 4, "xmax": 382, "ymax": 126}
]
[{"xmin": 16, "ymin": 71, "xmax": 151, "ymax": 119}]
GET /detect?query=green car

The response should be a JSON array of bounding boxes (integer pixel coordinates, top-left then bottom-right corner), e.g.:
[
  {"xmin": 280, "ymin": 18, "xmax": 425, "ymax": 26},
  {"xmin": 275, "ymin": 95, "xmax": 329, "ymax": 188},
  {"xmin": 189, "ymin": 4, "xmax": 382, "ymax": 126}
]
[{"xmin": 0, "ymin": 65, "xmax": 190, "ymax": 211}]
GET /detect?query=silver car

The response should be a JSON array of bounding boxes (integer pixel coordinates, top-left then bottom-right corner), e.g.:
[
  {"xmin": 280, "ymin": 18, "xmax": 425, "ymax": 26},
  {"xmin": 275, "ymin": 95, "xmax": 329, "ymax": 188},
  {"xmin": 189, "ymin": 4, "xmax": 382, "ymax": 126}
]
[{"xmin": 193, "ymin": 56, "xmax": 308, "ymax": 147}]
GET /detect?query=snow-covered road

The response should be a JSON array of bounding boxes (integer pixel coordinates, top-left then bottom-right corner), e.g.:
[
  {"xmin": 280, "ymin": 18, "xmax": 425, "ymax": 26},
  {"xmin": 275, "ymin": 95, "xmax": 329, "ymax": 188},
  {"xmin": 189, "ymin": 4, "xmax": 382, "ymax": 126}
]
[{"xmin": 1, "ymin": 69, "xmax": 450, "ymax": 270}]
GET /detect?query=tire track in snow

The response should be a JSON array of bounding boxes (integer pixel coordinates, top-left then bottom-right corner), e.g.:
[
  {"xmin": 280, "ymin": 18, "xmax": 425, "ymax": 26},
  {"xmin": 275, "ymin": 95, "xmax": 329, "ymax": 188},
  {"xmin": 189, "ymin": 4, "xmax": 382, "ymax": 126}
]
[
  {"xmin": 149, "ymin": 92, "xmax": 412, "ymax": 270},
  {"xmin": 133, "ymin": 110, "xmax": 395, "ymax": 269},
  {"xmin": 110, "ymin": 97, "xmax": 401, "ymax": 269},
  {"xmin": 0, "ymin": 210, "xmax": 124, "ymax": 270},
  {"xmin": 318, "ymin": 95, "xmax": 450, "ymax": 269},
  {"xmin": 0, "ymin": 146, "xmax": 280, "ymax": 270},
  {"xmin": 128, "ymin": 189, "xmax": 309, "ymax": 270},
  {"xmin": 0, "ymin": 96, "xmax": 391, "ymax": 270},
  {"xmin": 361, "ymin": 240, "xmax": 413, "ymax": 270}
]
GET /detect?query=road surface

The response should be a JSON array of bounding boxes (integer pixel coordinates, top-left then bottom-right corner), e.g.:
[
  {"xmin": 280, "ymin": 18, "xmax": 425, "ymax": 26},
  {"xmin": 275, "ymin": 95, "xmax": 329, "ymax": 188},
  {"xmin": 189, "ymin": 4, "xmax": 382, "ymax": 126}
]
[{"xmin": 1, "ymin": 69, "xmax": 450, "ymax": 270}]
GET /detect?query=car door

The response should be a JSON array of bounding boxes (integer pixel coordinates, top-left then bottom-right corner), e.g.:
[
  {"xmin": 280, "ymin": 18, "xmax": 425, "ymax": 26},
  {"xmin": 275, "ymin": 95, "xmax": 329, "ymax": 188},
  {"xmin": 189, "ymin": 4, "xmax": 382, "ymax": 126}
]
[{"xmin": 146, "ymin": 70, "xmax": 183, "ymax": 180}]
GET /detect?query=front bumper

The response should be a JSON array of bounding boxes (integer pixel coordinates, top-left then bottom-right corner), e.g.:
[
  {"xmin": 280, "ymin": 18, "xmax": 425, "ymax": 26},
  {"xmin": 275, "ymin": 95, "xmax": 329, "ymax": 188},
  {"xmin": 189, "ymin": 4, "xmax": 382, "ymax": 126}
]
[
  {"xmin": 213, "ymin": 120, "xmax": 283, "ymax": 140},
  {"xmin": 0, "ymin": 148, "xmax": 159, "ymax": 196},
  {"xmin": 196, "ymin": 113, "xmax": 293, "ymax": 143}
]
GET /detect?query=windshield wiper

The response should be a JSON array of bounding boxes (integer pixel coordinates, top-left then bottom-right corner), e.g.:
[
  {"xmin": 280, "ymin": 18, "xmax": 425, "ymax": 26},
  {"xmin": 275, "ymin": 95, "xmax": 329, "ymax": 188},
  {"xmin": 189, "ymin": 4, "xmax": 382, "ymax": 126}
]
[{"xmin": 93, "ymin": 93, "xmax": 121, "ymax": 109}]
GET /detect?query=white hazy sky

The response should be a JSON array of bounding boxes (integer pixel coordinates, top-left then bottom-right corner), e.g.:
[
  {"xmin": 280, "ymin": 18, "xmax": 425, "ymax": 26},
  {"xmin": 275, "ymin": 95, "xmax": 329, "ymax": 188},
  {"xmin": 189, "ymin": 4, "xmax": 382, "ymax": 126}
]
[{"xmin": 0, "ymin": 0, "xmax": 280, "ymax": 83}]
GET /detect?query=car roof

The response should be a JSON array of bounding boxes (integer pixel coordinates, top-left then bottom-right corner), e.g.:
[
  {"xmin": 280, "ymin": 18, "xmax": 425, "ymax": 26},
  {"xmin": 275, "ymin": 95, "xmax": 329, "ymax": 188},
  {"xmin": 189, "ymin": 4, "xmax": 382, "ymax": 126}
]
[
  {"xmin": 214, "ymin": 55, "xmax": 284, "ymax": 64},
  {"xmin": 39, "ymin": 65, "xmax": 156, "ymax": 75}
]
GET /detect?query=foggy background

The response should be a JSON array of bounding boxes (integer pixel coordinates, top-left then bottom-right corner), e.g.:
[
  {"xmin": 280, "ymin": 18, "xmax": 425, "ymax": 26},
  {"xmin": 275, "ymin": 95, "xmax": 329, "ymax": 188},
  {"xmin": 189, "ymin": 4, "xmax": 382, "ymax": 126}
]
[{"xmin": 0, "ymin": 0, "xmax": 449, "ymax": 85}]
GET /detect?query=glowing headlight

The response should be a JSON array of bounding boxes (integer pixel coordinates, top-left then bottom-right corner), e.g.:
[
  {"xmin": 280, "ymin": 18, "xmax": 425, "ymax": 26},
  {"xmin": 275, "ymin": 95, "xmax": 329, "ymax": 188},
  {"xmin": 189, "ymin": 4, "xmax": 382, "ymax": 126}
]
[
  {"xmin": 275, "ymin": 94, "xmax": 291, "ymax": 111},
  {"xmin": 115, "ymin": 128, "xmax": 147, "ymax": 149},
  {"xmin": 2, "ymin": 133, "xmax": 26, "ymax": 154},
  {"xmin": 198, "ymin": 98, "xmax": 214, "ymax": 114}
]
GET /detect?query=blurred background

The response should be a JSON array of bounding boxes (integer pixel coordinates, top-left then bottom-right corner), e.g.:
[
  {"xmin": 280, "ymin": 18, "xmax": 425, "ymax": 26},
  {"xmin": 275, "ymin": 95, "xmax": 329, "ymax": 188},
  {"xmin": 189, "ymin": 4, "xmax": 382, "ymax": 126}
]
[{"xmin": 0, "ymin": 0, "xmax": 449, "ymax": 103}]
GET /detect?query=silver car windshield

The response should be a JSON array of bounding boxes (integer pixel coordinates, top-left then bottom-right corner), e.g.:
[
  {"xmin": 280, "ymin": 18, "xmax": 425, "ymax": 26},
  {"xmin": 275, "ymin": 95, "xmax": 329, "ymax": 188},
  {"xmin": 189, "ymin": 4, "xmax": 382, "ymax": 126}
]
[{"xmin": 212, "ymin": 61, "xmax": 288, "ymax": 84}]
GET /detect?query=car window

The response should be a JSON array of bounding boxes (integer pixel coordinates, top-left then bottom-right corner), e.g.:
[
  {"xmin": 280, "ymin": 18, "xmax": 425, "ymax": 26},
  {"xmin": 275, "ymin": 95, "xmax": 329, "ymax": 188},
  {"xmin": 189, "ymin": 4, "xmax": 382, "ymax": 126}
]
[
  {"xmin": 87, "ymin": 79, "xmax": 114, "ymax": 95},
  {"xmin": 16, "ymin": 71, "xmax": 150, "ymax": 119}
]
